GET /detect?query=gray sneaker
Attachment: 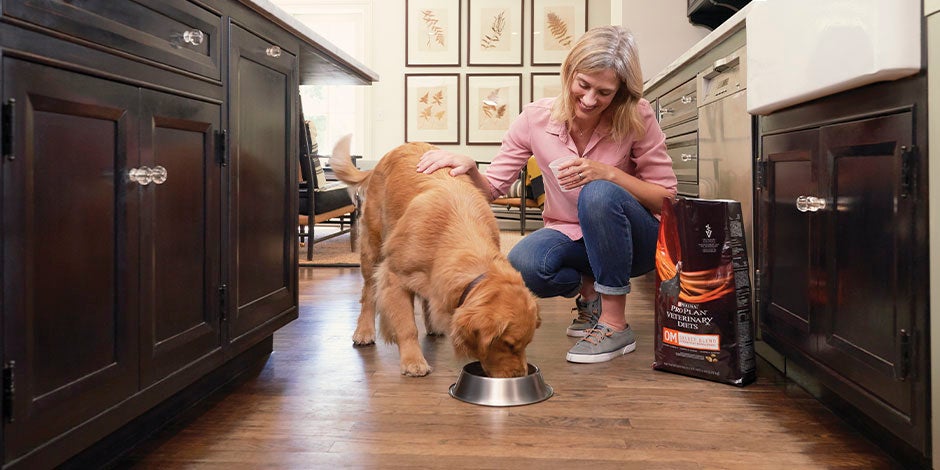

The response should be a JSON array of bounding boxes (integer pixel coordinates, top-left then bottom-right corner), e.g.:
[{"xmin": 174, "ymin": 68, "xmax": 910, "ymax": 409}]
[
  {"xmin": 566, "ymin": 324, "xmax": 636, "ymax": 363},
  {"xmin": 566, "ymin": 296, "xmax": 601, "ymax": 337}
]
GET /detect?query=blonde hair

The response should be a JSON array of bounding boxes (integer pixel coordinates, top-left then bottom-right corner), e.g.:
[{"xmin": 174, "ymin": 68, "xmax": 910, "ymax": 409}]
[{"xmin": 551, "ymin": 25, "xmax": 645, "ymax": 142}]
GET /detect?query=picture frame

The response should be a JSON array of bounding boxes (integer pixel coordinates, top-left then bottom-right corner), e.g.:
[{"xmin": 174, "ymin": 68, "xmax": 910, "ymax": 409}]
[
  {"xmin": 530, "ymin": 72, "xmax": 562, "ymax": 102},
  {"xmin": 406, "ymin": 0, "xmax": 461, "ymax": 67},
  {"xmin": 405, "ymin": 74, "xmax": 461, "ymax": 144},
  {"xmin": 467, "ymin": 0, "xmax": 524, "ymax": 66},
  {"xmin": 466, "ymin": 74, "xmax": 522, "ymax": 145},
  {"xmin": 530, "ymin": 0, "xmax": 587, "ymax": 66}
]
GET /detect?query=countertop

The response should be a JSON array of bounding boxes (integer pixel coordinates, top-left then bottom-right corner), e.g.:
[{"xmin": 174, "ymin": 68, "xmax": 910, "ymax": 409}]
[
  {"xmin": 644, "ymin": 3, "xmax": 753, "ymax": 93},
  {"xmin": 241, "ymin": 0, "xmax": 379, "ymax": 85}
]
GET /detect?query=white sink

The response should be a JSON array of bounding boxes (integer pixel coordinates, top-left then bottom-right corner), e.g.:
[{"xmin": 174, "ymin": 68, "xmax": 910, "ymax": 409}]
[{"xmin": 746, "ymin": 0, "xmax": 922, "ymax": 115}]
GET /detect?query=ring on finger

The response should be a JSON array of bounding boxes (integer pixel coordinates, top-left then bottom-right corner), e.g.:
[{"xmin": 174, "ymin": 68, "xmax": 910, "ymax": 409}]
[{"xmin": 577, "ymin": 172, "xmax": 583, "ymax": 179}]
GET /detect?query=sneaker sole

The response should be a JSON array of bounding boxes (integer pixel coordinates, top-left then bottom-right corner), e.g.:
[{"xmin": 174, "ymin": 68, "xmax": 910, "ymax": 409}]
[
  {"xmin": 565, "ymin": 326, "xmax": 591, "ymax": 337},
  {"xmin": 565, "ymin": 341, "xmax": 636, "ymax": 364}
]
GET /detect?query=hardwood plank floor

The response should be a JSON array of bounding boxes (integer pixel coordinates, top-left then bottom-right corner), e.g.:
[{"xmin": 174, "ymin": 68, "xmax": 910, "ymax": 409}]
[{"xmin": 117, "ymin": 263, "xmax": 901, "ymax": 469}]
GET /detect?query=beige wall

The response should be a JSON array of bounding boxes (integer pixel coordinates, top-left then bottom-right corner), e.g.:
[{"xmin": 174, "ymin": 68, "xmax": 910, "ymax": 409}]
[
  {"xmin": 279, "ymin": 0, "xmax": 712, "ymax": 166},
  {"xmin": 623, "ymin": 0, "xmax": 711, "ymax": 84}
]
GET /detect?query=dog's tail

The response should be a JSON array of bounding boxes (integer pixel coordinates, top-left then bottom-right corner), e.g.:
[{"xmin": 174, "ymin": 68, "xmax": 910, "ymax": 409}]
[{"xmin": 328, "ymin": 134, "xmax": 368, "ymax": 185}]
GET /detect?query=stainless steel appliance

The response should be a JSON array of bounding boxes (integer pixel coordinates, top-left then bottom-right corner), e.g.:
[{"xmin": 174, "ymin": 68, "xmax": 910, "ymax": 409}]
[
  {"xmin": 696, "ymin": 45, "xmax": 753, "ymax": 269},
  {"xmin": 657, "ymin": 78, "xmax": 698, "ymax": 197}
]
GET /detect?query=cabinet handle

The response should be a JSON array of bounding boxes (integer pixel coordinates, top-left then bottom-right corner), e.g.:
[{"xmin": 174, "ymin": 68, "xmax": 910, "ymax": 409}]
[
  {"xmin": 129, "ymin": 166, "xmax": 153, "ymax": 186},
  {"xmin": 795, "ymin": 195, "xmax": 826, "ymax": 212},
  {"xmin": 151, "ymin": 165, "xmax": 167, "ymax": 185},
  {"xmin": 680, "ymin": 153, "xmax": 697, "ymax": 162},
  {"xmin": 680, "ymin": 95, "xmax": 693, "ymax": 104},
  {"xmin": 182, "ymin": 29, "xmax": 205, "ymax": 46},
  {"xmin": 129, "ymin": 166, "xmax": 168, "ymax": 185},
  {"xmin": 658, "ymin": 107, "xmax": 672, "ymax": 121},
  {"xmin": 894, "ymin": 329, "xmax": 911, "ymax": 381},
  {"xmin": 266, "ymin": 46, "xmax": 282, "ymax": 58}
]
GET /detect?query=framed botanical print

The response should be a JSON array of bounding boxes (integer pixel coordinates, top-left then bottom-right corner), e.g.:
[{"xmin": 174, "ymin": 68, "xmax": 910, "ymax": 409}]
[
  {"xmin": 467, "ymin": 0, "xmax": 524, "ymax": 66},
  {"xmin": 406, "ymin": 0, "xmax": 461, "ymax": 66},
  {"xmin": 405, "ymin": 74, "xmax": 460, "ymax": 144},
  {"xmin": 466, "ymin": 74, "xmax": 521, "ymax": 145},
  {"xmin": 530, "ymin": 72, "xmax": 562, "ymax": 102},
  {"xmin": 530, "ymin": 0, "xmax": 587, "ymax": 66}
]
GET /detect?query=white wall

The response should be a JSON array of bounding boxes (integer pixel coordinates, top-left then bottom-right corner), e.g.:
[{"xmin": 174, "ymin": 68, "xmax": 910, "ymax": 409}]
[
  {"xmin": 621, "ymin": 0, "xmax": 712, "ymax": 83},
  {"xmin": 368, "ymin": 1, "xmax": 619, "ymax": 165},
  {"xmin": 277, "ymin": 0, "xmax": 711, "ymax": 167}
]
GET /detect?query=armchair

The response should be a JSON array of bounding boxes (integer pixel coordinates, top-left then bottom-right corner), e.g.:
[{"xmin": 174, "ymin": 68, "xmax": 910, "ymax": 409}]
[
  {"xmin": 490, "ymin": 156, "xmax": 544, "ymax": 235},
  {"xmin": 298, "ymin": 119, "xmax": 358, "ymax": 261}
]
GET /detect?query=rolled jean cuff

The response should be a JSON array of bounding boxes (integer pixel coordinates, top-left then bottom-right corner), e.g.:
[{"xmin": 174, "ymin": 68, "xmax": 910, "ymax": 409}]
[{"xmin": 594, "ymin": 281, "xmax": 631, "ymax": 296}]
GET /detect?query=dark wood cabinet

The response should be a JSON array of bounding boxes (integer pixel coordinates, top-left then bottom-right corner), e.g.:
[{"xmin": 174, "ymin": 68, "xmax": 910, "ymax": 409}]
[
  {"xmin": 1, "ymin": 56, "xmax": 228, "ymax": 468},
  {"xmin": 3, "ymin": 0, "xmax": 223, "ymax": 80},
  {"xmin": 226, "ymin": 23, "xmax": 298, "ymax": 351},
  {"xmin": 816, "ymin": 113, "xmax": 916, "ymax": 417},
  {"xmin": 0, "ymin": 0, "xmax": 331, "ymax": 467},
  {"xmin": 760, "ymin": 128, "xmax": 818, "ymax": 356},
  {"xmin": 2, "ymin": 58, "xmax": 142, "ymax": 464},
  {"xmin": 138, "ymin": 89, "xmax": 223, "ymax": 387},
  {"xmin": 757, "ymin": 75, "xmax": 929, "ymax": 461}
]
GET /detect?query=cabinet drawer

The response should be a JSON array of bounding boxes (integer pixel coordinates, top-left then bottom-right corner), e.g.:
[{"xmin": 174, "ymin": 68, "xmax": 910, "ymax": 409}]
[
  {"xmin": 4, "ymin": 0, "xmax": 221, "ymax": 80},
  {"xmin": 657, "ymin": 78, "xmax": 697, "ymax": 129},
  {"xmin": 665, "ymin": 131, "xmax": 698, "ymax": 184}
]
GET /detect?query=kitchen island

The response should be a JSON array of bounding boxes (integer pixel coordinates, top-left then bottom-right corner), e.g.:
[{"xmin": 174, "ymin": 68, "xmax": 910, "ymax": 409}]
[{"xmin": 0, "ymin": 1, "xmax": 375, "ymax": 468}]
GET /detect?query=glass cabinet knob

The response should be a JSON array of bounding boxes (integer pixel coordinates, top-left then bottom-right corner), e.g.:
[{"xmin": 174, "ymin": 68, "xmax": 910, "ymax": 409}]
[
  {"xmin": 151, "ymin": 165, "xmax": 168, "ymax": 185},
  {"xmin": 129, "ymin": 166, "xmax": 153, "ymax": 186},
  {"xmin": 266, "ymin": 45, "xmax": 282, "ymax": 58},
  {"xmin": 796, "ymin": 195, "xmax": 826, "ymax": 212},
  {"xmin": 182, "ymin": 29, "xmax": 205, "ymax": 46}
]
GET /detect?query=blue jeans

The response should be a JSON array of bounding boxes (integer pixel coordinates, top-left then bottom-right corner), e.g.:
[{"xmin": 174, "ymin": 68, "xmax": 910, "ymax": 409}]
[{"xmin": 507, "ymin": 180, "xmax": 660, "ymax": 298}]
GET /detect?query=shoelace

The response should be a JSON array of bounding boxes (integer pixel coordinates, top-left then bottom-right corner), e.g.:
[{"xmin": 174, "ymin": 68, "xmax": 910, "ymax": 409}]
[
  {"xmin": 581, "ymin": 326, "xmax": 612, "ymax": 345},
  {"xmin": 571, "ymin": 298, "xmax": 599, "ymax": 323}
]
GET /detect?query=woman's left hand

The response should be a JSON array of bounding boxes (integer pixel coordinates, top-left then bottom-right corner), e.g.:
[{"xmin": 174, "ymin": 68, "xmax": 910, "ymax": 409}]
[{"xmin": 558, "ymin": 158, "xmax": 607, "ymax": 191}]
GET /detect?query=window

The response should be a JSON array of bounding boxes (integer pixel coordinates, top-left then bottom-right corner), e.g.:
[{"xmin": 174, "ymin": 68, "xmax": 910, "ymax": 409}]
[{"xmin": 272, "ymin": 1, "xmax": 371, "ymax": 156}]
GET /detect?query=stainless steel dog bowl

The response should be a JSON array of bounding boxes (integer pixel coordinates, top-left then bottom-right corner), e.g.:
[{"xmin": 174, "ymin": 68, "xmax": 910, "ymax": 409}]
[{"xmin": 449, "ymin": 361, "xmax": 553, "ymax": 406}]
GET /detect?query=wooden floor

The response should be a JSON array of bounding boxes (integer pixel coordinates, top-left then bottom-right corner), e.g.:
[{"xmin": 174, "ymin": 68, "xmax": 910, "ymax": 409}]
[{"xmin": 117, "ymin": 263, "xmax": 902, "ymax": 469}]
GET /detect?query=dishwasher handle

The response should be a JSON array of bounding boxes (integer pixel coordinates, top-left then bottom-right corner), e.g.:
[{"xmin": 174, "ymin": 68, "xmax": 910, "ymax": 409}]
[{"xmin": 704, "ymin": 55, "xmax": 741, "ymax": 79}]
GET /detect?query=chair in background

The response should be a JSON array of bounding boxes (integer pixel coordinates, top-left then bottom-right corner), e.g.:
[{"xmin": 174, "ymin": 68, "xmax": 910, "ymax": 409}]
[
  {"xmin": 490, "ymin": 156, "xmax": 544, "ymax": 235},
  {"xmin": 298, "ymin": 118, "xmax": 358, "ymax": 261}
]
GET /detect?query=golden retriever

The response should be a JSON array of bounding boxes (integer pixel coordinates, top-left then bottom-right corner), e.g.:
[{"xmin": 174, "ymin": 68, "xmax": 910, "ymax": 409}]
[{"xmin": 328, "ymin": 135, "xmax": 540, "ymax": 378}]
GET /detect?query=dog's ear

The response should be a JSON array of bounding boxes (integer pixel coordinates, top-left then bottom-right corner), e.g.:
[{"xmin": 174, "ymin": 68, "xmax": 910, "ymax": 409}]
[
  {"xmin": 450, "ymin": 308, "xmax": 478, "ymax": 357},
  {"xmin": 451, "ymin": 305, "xmax": 507, "ymax": 358}
]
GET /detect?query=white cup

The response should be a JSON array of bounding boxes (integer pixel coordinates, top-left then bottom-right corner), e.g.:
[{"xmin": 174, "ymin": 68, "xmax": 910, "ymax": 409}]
[{"xmin": 548, "ymin": 156, "xmax": 578, "ymax": 192}]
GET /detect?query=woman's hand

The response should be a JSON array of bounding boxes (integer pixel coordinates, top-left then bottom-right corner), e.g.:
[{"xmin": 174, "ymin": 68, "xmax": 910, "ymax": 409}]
[
  {"xmin": 555, "ymin": 157, "xmax": 610, "ymax": 191},
  {"xmin": 417, "ymin": 149, "xmax": 478, "ymax": 177},
  {"xmin": 559, "ymin": 157, "xmax": 673, "ymax": 214}
]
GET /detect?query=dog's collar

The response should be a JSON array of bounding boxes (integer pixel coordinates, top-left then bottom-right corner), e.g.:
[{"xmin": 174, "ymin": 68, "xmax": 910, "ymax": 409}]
[{"xmin": 456, "ymin": 274, "xmax": 486, "ymax": 308}]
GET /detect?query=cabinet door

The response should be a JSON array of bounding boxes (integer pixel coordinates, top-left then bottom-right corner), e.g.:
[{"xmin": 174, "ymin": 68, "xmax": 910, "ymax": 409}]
[
  {"xmin": 138, "ymin": 90, "xmax": 222, "ymax": 387},
  {"xmin": 1, "ymin": 59, "xmax": 139, "ymax": 461},
  {"xmin": 758, "ymin": 128, "xmax": 820, "ymax": 355},
  {"xmin": 817, "ymin": 112, "xmax": 920, "ymax": 440},
  {"xmin": 226, "ymin": 24, "xmax": 298, "ymax": 350}
]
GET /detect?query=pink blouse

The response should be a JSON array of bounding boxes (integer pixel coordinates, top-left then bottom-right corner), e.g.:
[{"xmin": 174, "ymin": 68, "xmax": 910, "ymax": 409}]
[{"xmin": 484, "ymin": 97, "xmax": 678, "ymax": 240}]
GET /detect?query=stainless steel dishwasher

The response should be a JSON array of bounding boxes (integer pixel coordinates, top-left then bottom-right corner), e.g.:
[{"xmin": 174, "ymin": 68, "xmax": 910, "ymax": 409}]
[{"xmin": 696, "ymin": 45, "xmax": 754, "ymax": 270}]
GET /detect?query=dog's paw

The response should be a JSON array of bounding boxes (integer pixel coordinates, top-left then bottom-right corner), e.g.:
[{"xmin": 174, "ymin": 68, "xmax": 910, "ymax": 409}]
[
  {"xmin": 400, "ymin": 360, "xmax": 432, "ymax": 377},
  {"xmin": 352, "ymin": 329, "xmax": 376, "ymax": 346}
]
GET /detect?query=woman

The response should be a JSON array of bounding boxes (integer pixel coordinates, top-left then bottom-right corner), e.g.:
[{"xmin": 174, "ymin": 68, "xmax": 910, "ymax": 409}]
[{"xmin": 417, "ymin": 25, "xmax": 677, "ymax": 364}]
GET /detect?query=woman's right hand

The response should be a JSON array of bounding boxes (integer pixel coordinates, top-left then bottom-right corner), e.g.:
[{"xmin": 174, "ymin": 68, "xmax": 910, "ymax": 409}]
[{"xmin": 417, "ymin": 149, "xmax": 478, "ymax": 177}]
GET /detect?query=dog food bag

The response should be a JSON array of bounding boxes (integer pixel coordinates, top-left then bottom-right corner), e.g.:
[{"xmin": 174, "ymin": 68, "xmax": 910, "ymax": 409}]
[{"xmin": 652, "ymin": 197, "xmax": 755, "ymax": 386}]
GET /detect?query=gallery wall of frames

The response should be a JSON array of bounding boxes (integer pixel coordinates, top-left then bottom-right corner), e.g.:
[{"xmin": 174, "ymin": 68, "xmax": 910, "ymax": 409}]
[{"xmin": 404, "ymin": 0, "xmax": 587, "ymax": 145}]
